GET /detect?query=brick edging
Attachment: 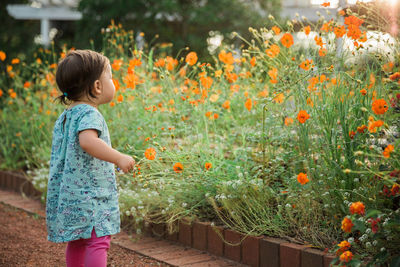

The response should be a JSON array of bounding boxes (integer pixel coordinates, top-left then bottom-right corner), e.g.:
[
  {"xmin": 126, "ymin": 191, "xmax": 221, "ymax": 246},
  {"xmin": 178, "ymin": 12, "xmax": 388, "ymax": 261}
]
[{"xmin": 0, "ymin": 170, "xmax": 336, "ymax": 267}]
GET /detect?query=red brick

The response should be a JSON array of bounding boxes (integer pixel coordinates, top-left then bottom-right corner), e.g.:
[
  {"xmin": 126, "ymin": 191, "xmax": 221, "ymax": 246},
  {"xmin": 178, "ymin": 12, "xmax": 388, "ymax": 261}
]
[
  {"xmin": 224, "ymin": 229, "xmax": 242, "ymax": 262},
  {"xmin": 280, "ymin": 242, "xmax": 306, "ymax": 267},
  {"xmin": 324, "ymin": 254, "xmax": 337, "ymax": 267},
  {"xmin": 0, "ymin": 171, "xmax": 5, "ymax": 188},
  {"xmin": 260, "ymin": 237, "xmax": 285, "ymax": 267},
  {"xmin": 155, "ymin": 247, "xmax": 200, "ymax": 261},
  {"xmin": 242, "ymin": 235, "xmax": 262, "ymax": 267},
  {"xmin": 167, "ymin": 253, "xmax": 214, "ymax": 266},
  {"xmin": 192, "ymin": 221, "xmax": 209, "ymax": 251},
  {"xmin": 179, "ymin": 219, "xmax": 192, "ymax": 246},
  {"xmin": 301, "ymin": 248, "xmax": 324, "ymax": 267},
  {"xmin": 207, "ymin": 225, "xmax": 224, "ymax": 257}
]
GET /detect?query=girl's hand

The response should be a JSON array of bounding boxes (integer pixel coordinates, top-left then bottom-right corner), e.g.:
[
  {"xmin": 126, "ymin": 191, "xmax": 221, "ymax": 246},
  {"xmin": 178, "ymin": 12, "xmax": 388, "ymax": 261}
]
[{"xmin": 116, "ymin": 153, "xmax": 135, "ymax": 173}]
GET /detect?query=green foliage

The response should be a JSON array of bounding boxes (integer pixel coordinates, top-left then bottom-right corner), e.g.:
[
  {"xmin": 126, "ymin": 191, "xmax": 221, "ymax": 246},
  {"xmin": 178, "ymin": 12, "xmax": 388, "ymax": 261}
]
[{"xmin": 77, "ymin": 0, "xmax": 281, "ymax": 58}]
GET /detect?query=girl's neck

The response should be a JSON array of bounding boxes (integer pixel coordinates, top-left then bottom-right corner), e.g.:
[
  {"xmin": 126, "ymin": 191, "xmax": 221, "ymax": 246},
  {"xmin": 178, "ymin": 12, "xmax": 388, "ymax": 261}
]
[{"xmin": 68, "ymin": 100, "xmax": 98, "ymax": 109}]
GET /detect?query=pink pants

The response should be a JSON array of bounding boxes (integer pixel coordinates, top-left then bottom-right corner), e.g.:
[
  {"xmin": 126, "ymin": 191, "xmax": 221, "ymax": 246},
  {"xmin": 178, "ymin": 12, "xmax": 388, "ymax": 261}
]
[{"xmin": 66, "ymin": 227, "xmax": 111, "ymax": 267}]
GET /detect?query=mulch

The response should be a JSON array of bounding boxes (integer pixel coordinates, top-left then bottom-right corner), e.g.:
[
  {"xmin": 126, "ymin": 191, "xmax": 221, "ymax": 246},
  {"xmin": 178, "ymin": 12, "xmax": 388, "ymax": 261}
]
[{"xmin": 0, "ymin": 202, "xmax": 170, "ymax": 267}]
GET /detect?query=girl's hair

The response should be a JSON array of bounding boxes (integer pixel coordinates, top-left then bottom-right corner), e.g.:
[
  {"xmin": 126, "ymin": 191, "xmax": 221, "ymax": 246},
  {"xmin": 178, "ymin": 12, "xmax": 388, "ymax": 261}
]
[{"xmin": 55, "ymin": 49, "xmax": 110, "ymax": 105}]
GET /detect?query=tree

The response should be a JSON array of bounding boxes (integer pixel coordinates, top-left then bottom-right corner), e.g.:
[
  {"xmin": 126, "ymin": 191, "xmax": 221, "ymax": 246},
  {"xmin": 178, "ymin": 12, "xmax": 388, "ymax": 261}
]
[{"xmin": 77, "ymin": 0, "xmax": 281, "ymax": 58}]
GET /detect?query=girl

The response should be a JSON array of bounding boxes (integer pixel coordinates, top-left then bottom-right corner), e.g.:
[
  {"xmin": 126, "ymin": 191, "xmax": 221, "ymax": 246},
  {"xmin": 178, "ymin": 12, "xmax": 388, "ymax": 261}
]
[{"xmin": 46, "ymin": 49, "xmax": 135, "ymax": 267}]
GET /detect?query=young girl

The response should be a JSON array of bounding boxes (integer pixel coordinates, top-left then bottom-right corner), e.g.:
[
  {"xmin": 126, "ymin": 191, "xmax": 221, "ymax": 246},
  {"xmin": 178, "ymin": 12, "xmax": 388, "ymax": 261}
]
[{"xmin": 46, "ymin": 49, "xmax": 135, "ymax": 267}]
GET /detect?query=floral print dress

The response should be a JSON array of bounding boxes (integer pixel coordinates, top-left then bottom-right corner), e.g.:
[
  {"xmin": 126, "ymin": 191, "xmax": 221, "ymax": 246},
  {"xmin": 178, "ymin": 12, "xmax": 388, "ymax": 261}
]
[{"xmin": 46, "ymin": 104, "xmax": 120, "ymax": 243}]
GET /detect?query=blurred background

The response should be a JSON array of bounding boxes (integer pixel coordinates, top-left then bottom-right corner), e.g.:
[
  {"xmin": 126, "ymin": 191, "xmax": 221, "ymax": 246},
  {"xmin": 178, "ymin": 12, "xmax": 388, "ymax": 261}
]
[{"xmin": 2, "ymin": 0, "xmax": 400, "ymax": 61}]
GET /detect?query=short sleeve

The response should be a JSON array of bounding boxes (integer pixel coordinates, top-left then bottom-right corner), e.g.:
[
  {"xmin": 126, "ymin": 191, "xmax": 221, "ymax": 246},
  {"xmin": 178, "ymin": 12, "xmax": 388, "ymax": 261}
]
[{"xmin": 77, "ymin": 109, "xmax": 104, "ymax": 137}]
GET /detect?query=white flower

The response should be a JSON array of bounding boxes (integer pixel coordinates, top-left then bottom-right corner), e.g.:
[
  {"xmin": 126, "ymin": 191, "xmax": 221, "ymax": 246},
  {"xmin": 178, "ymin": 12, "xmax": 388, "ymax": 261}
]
[
  {"xmin": 125, "ymin": 211, "xmax": 131, "ymax": 216},
  {"xmin": 348, "ymin": 237, "xmax": 354, "ymax": 243},
  {"xmin": 373, "ymin": 240, "xmax": 378, "ymax": 246},
  {"xmin": 182, "ymin": 202, "xmax": 187, "ymax": 208},
  {"xmin": 366, "ymin": 242, "xmax": 371, "ymax": 248},
  {"xmin": 366, "ymin": 228, "xmax": 371, "ymax": 234}
]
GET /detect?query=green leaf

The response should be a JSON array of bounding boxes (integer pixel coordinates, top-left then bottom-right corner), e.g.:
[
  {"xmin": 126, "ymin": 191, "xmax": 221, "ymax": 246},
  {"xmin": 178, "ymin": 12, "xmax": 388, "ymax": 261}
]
[
  {"xmin": 390, "ymin": 256, "xmax": 400, "ymax": 267},
  {"xmin": 148, "ymin": 48, "xmax": 153, "ymax": 72},
  {"xmin": 365, "ymin": 209, "xmax": 381, "ymax": 218}
]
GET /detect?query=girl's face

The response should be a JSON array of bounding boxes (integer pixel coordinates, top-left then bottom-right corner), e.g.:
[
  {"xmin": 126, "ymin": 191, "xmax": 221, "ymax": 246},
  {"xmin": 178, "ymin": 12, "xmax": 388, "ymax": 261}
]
[{"xmin": 98, "ymin": 64, "xmax": 115, "ymax": 104}]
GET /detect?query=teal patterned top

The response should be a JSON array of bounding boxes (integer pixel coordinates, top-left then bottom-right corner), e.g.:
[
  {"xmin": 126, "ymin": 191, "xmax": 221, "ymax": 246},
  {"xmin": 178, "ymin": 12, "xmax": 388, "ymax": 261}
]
[{"xmin": 46, "ymin": 104, "xmax": 120, "ymax": 243}]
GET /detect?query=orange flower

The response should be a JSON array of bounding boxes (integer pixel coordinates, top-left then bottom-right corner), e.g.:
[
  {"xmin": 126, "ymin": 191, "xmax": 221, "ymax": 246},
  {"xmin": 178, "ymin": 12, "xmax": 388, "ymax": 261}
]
[
  {"xmin": 23, "ymin": 81, "xmax": 31, "ymax": 88},
  {"xmin": 112, "ymin": 59, "xmax": 123, "ymax": 71},
  {"xmin": 334, "ymin": 25, "xmax": 346, "ymax": 38},
  {"xmin": 185, "ymin": 51, "xmax": 198, "ymax": 66},
  {"xmin": 222, "ymin": 100, "xmax": 230, "ymax": 109},
  {"xmin": 166, "ymin": 56, "xmax": 178, "ymax": 71},
  {"xmin": 349, "ymin": 130, "xmax": 356, "ymax": 139},
  {"xmin": 0, "ymin": 89, "xmax": 3, "ymax": 97},
  {"xmin": 205, "ymin": 111, "xmax": 212, "ymax": 117},
  {"xmin": 265, "ymin": 44, "xmax": 280, "ymax": 58},
  {"xmin": 347, "ymin": 24, "xmax": 361, "ymax": 40},
  {"xmin": 218, "ymin": 50, "xmax": 235, "ymax": 65},
  {"xmin": 349, "ymin": 201, "xmax": 365, "ymax": 215},
  {"xmin": 299, "ymin": 59, "xmax": 313, "ymax": 71},
  {"xmin": 280, "ymin": 33, "xmax": 294, "ymax": 48},
  {"xmin": 383, "ymin": 144, "xmax": 394, "ymax": 158},
  {"xmin": 338, "ymin": 240, "xmax": 351, "ymax": 250},
  {"xmin": 314, "ymin": 36, "xmax": 325, "ymax": 47},
  {"xmin": 0, "ymin": 51, "xmax": 6, "ymax": 61},
  {"xmin": 297, "ymin": 172, "xmax": 309, "ymax": 185},
  {"xmin": 200, "ymin": 76, "xmax": 213, "ymax": 89},
  {"xmin": 306, "ymin": 97, "xmax": 314, "ymax": 107},
  {"xmin": 344, "ymin": 15, "xmax": 364, "ymax": 27},
  {"xmin": 173, "ymin": 162, "xmax": 184, "ymax": 173},
  {"xmin": 271, "ymin": 26, "xmax": 281, "ymax": 35},
  {"xmin": 368, "ymin": 119, "xmax": 383, "ymax": 133},
  {"xmin": 318, "ymin": 48, "xmax": 327, "ymax": 57},
  {"xmin": 145, "ymin": 147, "xmax": 156, "ymax": 160},
  {"xmin": 340, "ymin": 251, "xmax": 353, "ymax": 262},
  {"xmin": 321, "ymin": 2, "xmax": 330, "ymax": 7},
  {"xmin": 284, "ymin": 117, "xmax": 294, "ymax": 126},
  {"xmin": 11, "ymin": 58, "xmax": 20, "ymax": 64},
  {"xmin": 297, "ymin": 110, "xmax": 310, "ymax": 123},
  {"xmin": 303, "ymin": 26, "xmax": 311, "ymax": 35},
  {"xmin": 372, "ymin": 99, "xmax": 388, "ymax": 115},
  {"xmin": 268, "ymin": 67, "xmax": 278, "ymax": 83},
  {"xmin": 112, "ymin": 79, "xmax": 120, "ymax": 91},
  {"xmin": 129, "ymin": 58, "xmax": 142, "ymax": 68},
  {"xmin": 359, "ymin": 89, "xmax": 367, "ymax": 95},
  {"xmin": 109, "ymin": 101, "xmax": 115, "ymax": 107},
  {"xmin": 117, "ymin": 94, "xmax": 123, "ymax": 103},
  {"xmin": 341, "ymin": 217, "xmax": 354, "ymax": 233},
  {"xmin": 213, "ymin": 113, "xmax": 219, "ymax": 119},
  {"xmin": 205, "ymin": 162, "xmax": 212, "ymax": 170},
  {"xmin": 250, "ymin": 57, "xmax": 256, "ymax": 67},
  {"xmin": 273, "ymin": 93, "xmax": 284, "ymax": 104},
  {"xmin": 245, "ymin": 98, "xmax": 252, "ymax": 111},
  {"xmin": 357, "ymin": 125, "xmax": 367, "ymax": 133},
  {"xmin": 154, "ymin": 58, "xmax": 165, "ymax": 68},
  {"xmin": 383, "ymin": 62, "xmax": 394, "ymax": 73}
]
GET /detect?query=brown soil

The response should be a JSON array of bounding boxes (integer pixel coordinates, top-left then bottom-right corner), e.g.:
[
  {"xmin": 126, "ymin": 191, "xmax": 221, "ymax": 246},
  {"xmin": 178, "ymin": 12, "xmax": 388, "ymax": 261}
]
[{"xmin": 0, "ymin": 202, "xmax": 170, "ymax": 267}]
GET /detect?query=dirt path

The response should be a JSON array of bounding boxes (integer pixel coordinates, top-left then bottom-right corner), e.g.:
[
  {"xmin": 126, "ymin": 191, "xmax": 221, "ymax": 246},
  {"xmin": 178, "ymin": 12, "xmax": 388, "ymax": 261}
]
[{"xmin": 0, "ymin": 202, "xmax": 170, "ymax": 267}]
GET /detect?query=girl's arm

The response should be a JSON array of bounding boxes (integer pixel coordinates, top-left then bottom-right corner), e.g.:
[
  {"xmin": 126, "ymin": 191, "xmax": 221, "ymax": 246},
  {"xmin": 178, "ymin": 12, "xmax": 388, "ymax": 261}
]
[{"xmin": 79, "ymin": 129, "xmax": 135, "ymax": 173}]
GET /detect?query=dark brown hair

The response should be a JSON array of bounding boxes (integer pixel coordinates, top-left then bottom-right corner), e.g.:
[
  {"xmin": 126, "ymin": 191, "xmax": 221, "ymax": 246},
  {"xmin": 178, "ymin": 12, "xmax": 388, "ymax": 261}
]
[{"xmin": 55, "ymin": 49, "xmax": 109, "ymax": 105}]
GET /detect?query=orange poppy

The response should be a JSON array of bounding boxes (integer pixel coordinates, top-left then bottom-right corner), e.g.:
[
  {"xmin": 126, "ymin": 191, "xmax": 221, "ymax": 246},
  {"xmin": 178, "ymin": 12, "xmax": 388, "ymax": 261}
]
[
  {"xmin": 173, "ymin": 162, "xmax": 184, "ymax": 173},
  {"xmin": 297, "ymin": 172, "xmax": 309, "ymax": 185},
  {"xmin": 222, "ymin": 100, "xmax": 230, "ymax": 109},
  {"xmin": 245, "ymin": 98, "xmax": 252, "ymax": 111},
  {"xmin": 205, "ymin": 162, "xmax": 212, "ymax": 170},
  {"xmin": 185, "ymin": 52, "xmax": 198, "ymax": 66},
  {"xmin": 144, "ymin": 147, "xmax": 156, "ymax": 160},
  {"xmin": 271, "ymin": 26, "xmax": 281, "ymax": 35},
  {"xmin": 303, "ymin": 26, "xmax": 311, "ymax": 35},
  {"xmin": 383, "ymin": 144, "xmax": 394, "ymax": 158},
  {"xmin": 297, "ymin": 110, "xmax": 310, "ymax": 123},
  {"xmin": 372, "ymin": 99, "xmax": 388, "ymax": 115}
]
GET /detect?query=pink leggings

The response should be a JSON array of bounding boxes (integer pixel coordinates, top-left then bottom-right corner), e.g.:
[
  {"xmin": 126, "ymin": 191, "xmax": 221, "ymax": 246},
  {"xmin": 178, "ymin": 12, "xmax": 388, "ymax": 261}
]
[{"xmin": 66, "ymin": 227, "xmax": 111, "ymax": 267}]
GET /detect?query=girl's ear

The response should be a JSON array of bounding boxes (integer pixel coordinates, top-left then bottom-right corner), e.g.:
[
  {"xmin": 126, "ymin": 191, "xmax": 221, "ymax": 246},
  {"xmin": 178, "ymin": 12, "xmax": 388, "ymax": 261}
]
[{"xmin": 93, "ymin": 79, "xmax": 102, "ymax": 95}]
